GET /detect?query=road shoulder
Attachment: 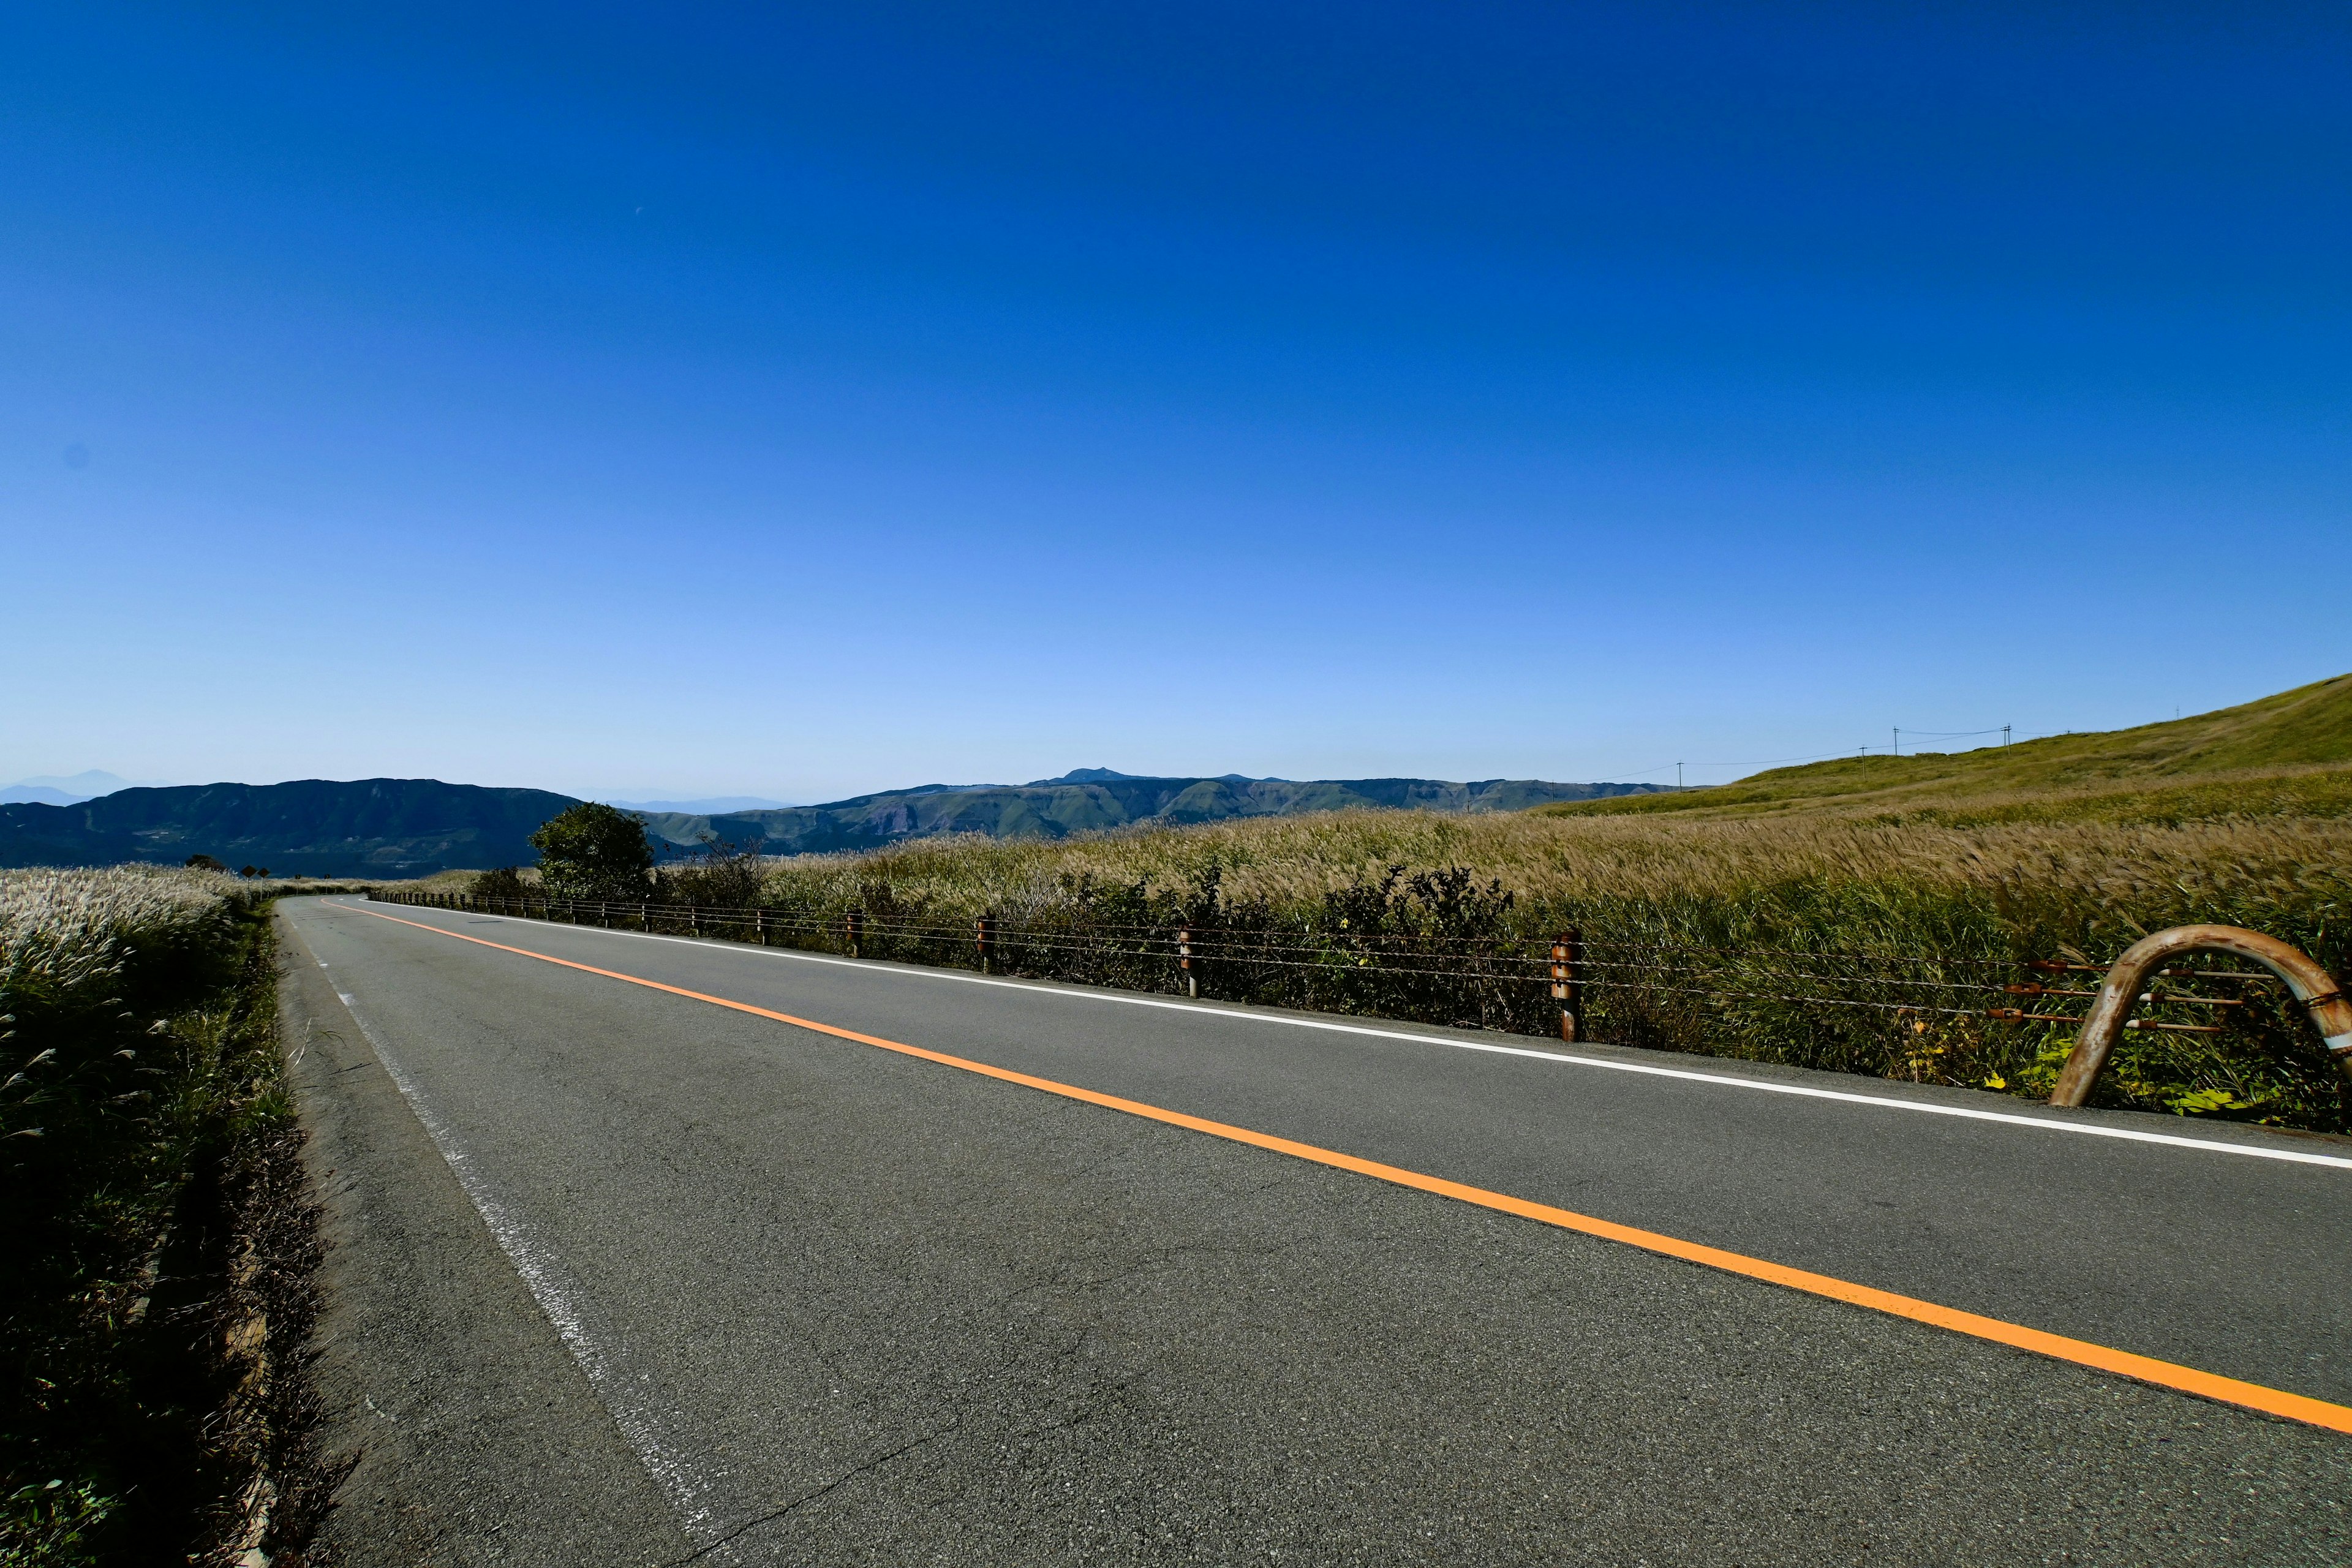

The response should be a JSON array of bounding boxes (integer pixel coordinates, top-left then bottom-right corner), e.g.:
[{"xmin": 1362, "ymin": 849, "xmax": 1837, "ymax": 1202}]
[{"xmin": 280, "ymin": 910, "xmax": 690, "ymax": 1568}]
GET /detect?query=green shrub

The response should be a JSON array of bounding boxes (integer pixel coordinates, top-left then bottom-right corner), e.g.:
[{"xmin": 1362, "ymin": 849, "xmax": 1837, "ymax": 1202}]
[
  {"xmin": 467, "ymin": 865, "xmax": 530, "ymax": 900},
  {"xmin": 529, "ymin": 803, "xmax": 654, "ymax": 900}
]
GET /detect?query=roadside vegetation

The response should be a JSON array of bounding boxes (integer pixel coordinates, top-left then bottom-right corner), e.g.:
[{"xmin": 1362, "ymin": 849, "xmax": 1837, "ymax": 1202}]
[
  {"xmin": 529, "ymin": 801, "xmax": 655, "ymax": 900},
  {"xmin": 439, "ymin": 680, "xmax": 2352, "ymax": 1133},
  {"xmin": 448, "ymin": 800, "xmax": 2352, "ymax": 1131},
  {"xmin": 734, "ymin": 809, "xmax": 2351, "ymax": 1128},
  {"xmin": 1, "ymin": 868, "xmax": 328, "ymax": 1567}
]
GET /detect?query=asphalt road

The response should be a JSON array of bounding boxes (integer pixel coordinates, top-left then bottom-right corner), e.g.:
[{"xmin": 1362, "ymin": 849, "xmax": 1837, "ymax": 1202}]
[{"xmin": 279, "ymin": 895, "xmax": 2352, "ymax": 1564}]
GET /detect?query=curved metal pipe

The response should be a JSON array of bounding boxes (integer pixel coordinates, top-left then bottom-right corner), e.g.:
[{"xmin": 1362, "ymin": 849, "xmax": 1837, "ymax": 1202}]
[{"xmin": 2048, "ymin": 924, "xmax": 2352, "ymax": 1107}]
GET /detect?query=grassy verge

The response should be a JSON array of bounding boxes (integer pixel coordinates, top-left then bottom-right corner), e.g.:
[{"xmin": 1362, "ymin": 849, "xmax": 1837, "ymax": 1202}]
[
  {"xmin": 1, "ymin": 870, "xmax": 329, "ymax": 1567},
  {"xmin": 644, "ymin": 807, "xmax": 2352, "ymax": 1132}
]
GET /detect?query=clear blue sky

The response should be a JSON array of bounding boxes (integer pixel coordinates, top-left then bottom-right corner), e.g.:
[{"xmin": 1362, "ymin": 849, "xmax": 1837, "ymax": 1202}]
[{"xmin": 6, "ymin": 3, "xmax": 2346, "ymax": 802}]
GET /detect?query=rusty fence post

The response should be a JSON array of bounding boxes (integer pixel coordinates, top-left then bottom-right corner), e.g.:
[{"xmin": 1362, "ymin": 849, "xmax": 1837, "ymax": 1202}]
[
  {"xmin": 846, "ymin": 909, "xmax": 865, "ymax": 959},
  {"xmin": 1177, "ymin": 925, "xmax": 1198, "ymax": 999},
  {"xmin": 1551, "ymin": 929, "xmax": 1583, "ymax": 1043},
  {"xmin": 976, "ymin": 914, "xmax": 997, "ymax": 974},
  {"xmin": 2050, "ymin": 924, "xmax": 2352, "ymax": 1107}
]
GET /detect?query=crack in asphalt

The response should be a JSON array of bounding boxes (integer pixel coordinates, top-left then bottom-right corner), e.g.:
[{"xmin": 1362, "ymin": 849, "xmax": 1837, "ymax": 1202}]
[
  {"xmin": 662, "ymin": 1414, "xmax": 967, "ymax": 1566},
  {"xmin": 669, "ymin": 1321, "xmax": 1111, "ymax": 1566}
]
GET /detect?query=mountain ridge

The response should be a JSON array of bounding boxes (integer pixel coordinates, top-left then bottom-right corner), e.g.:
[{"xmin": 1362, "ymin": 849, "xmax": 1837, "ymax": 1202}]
[
  {"xmin": 632, "ymin": 774, "xmax": 1659, "ymax": 858},
  {"xmin": 0, "ymin": 771, "xmax": 1656, "ymax": 875},
  {"xmin": 0, "ymin": 778, "xmax": 578, "ymax": 876}
]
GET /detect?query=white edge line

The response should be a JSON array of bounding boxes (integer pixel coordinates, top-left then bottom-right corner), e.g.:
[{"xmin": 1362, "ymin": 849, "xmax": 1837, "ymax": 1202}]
[
  {"xmin": 325, "ymin": 899, "xmax": 2352, "ymax": 1172},
  {"xmin": 302, "ymin": 922, "xmax": 736, "ymax": 1557}
]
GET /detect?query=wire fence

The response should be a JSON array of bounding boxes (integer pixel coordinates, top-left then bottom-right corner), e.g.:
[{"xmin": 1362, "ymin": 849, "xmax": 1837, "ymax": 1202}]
[{"xmin": 372, "ymin": 888, "xmax": 2284, "ymax": 1066}]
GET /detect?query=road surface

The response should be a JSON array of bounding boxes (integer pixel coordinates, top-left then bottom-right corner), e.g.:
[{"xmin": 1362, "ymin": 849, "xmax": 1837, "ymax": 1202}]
[{"xmin": 279, "ymin": 895, "xmax": 2351, "ymax": 1564}]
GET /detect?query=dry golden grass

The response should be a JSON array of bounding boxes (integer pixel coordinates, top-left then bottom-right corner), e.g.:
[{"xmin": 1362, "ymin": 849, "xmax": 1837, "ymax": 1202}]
[
  {"xmin": 740, "ymin": 807, "xmax": 2352, "ymax": 1130},
  {"xmin": 758, "ymin": 806, "xmax": 2352, "ymax": 925},
  {"xmin": 1539, "ymin": 673, "xmax": 2352, "ymax": 823}
]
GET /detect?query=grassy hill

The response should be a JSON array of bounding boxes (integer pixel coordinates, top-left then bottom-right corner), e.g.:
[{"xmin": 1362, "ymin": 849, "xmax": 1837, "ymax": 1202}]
[{"xmin": 1536, "ymin": 674, "xmax": 2352, "ymax": 826}]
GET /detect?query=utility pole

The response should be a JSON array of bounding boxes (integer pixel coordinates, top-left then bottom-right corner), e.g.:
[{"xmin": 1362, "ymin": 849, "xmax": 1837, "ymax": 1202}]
[
  {"xmin": 1893, "ymin": 726, "xmax": 1900, "ymax": 757},
  {"xmin": 2003, "ymin": 725, "xmax": 2011, "ymax": 747},
  {"xmin": 1676, "ymin": 762, "xmax": 1684, "ymax": 790}
]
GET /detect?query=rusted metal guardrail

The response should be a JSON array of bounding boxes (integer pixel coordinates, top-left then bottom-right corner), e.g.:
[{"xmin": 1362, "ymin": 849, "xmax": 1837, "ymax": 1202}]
[{"xmin": 2048, "ymin": 925, "xmax": 2352, "ymax": 1107}]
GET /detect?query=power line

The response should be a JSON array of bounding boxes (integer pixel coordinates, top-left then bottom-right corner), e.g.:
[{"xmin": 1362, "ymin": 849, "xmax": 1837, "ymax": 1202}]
[{"xmin": 1610, "ymin": 723, "xmax": 2029, "ymax": 782}]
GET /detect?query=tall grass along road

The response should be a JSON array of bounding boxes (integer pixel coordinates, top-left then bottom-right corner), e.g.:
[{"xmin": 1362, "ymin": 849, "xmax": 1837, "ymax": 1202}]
[
  {"xmin": 283, "ymin": 894, "xmax": 2348, "ymax": 1565},
  {"xmin": 508, "ymin": 677, "xmax": 2343, "ymax": 1134},
  {"xmin": 1, "ymin": 869, "xmax": 339, "ymax": 1566}
]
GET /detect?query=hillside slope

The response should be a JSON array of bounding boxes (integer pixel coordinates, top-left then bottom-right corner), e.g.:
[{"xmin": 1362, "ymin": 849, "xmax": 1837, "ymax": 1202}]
[
  {"xmin": 0, "ymin": 779, "xmax": 580, "ymax": 875},
  {"xmin": 1540, "ymin": 674, "xmax": 2352, "ymax": 823},
  {"xmin": 637, "ymin": 772, "xmax": 1656, "ymax": 855}
]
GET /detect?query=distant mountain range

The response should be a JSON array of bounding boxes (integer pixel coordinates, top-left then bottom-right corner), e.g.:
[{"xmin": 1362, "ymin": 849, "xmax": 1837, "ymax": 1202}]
[
  {"xmin": 630, "ymin": 770, "xmax": 1660, "ymax": 858},
  {"xmin": 0, "ymin": 779, "xmax": 577, "ymax": 876},
  {"xmin": 608, "ymin": 795, "xmax": 794, "ymax": 814},
  {"xmin": 0, "ymin": 769, "xmax": 172, "ymax": 805},
  {"xmin": 0, "ymin": 769, "xmax": 1660, "ymax": 875}
]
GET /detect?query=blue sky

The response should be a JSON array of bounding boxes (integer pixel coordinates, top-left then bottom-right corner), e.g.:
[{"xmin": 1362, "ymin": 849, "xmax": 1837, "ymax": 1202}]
[{"xmin": 6, "ymin": 2, "xmax": 2346, "ymax": 801}]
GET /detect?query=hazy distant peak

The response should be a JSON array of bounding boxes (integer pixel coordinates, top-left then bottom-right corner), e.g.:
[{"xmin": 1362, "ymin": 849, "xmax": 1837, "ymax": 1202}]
[
  {"xmin": 1033, "ymin": 768, "xmax": 1291, "ymax": 786},
  {"xmin": 1, "ymin": 769, "xmax": 172, "ymax": 805}
]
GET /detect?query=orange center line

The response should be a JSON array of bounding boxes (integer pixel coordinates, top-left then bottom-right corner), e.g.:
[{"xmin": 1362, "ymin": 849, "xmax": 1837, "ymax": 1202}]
[{"xmin": 331, "ymin": 900, "xmax": 2352, "ymax": 1436}]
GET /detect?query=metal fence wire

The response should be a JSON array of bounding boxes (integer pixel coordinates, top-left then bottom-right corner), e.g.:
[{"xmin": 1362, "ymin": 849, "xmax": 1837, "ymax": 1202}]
[{"xmin": 375, "ymin": 889, "xmax": 2282, "ymax": 1072}]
